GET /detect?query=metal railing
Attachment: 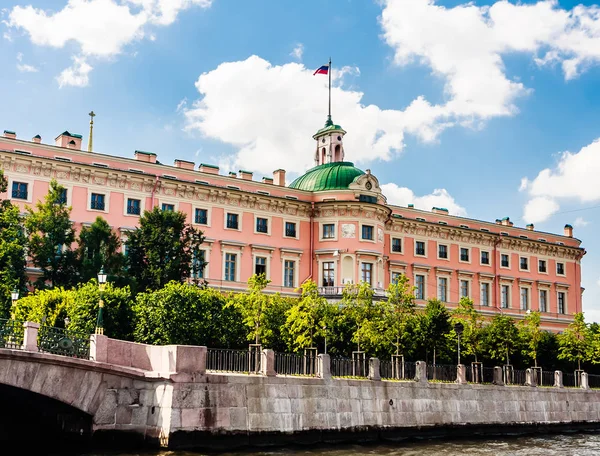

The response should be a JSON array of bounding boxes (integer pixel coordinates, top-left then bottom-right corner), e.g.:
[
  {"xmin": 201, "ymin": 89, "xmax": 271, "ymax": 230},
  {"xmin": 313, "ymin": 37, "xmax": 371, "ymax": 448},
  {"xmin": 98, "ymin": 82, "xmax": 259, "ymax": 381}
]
[
  {"xmin": 37, "ymin": 325, "xmax": 90, "ymax": 359},
  {"xmin": 563, "ymin": 371, "xmax": 583, "ymax": 388},
  {"xmin": 274, "ymin": 351, "xmax": 318, "ymax": 376},
  {"xmin": 0, "ymin": 319, "xmax": 24, "ymax": 349},
  {"xmin": 380, "ymin": 360, "xmax": 415, "ymax": 380},
  {"xmin": 541, "ymin": 370, "xmax": 555, "ymax": 387},
  {"xmin": 206, "ymin": 348, "xmax": 261, "ymax": 374},
  {"xmin": 588, "ymin": 373, "xmax": 600, "ymax": 389},
  {"xmin": 426, "ymin": 364, "xmax": 457, "ymax": 382},
  {"xmin": 331, "ymin": 357, "xmax": 368, "ymax": 378}
]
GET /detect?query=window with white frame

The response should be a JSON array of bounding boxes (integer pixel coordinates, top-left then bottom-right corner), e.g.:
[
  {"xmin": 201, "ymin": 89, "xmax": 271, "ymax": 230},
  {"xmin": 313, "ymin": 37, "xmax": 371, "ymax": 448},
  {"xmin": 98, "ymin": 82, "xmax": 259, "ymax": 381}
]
[
  {"xmin": 520, "ymin": 257, "xmax": 529, "ymax": 271},
  {"xmin": 361, "ymin": 262, "xmax": 373, "ymax": 285},
  {"xmin": 322, "ymin": 224, "xmax": 335, "ymax": 239},
  {"xmin": 127, "ymin": 198, "xmax": 141, "ymax": 215},
  {"xmin": 501, "ymin": 254, "xmax": 510, "ymax": 268},
  {"xmin": 481, "ymin": 251, "xmax": 490, "ymax": 265},
  {"xmin": 285, "ymin": 222, "xmax": 297, "ymax": 238},
  {"xmin": 480, "ymin": 282, "xmax": 490, "ymax": 306},
  {"xmin": 415, "ymin": 274, "xmax": 425, "ymax": 299},
  {"xmin": 322, "ymin": 261, "xmax": 335, "ymax": 287},
  {"xmin": 226, "ymin": 213, "xmax": 239, "ymax": 230},
  {"xmin": 501, "ymin": 285, "xmax": 509, "ymax": 308},
  {"xmin": 558, "ymin": 291, "xmax": 566, "ymax": 314},
  {"xmin": 556, "ymin": 262, "xmax": 565, "ymax": 275},
  {"xmin": 415, "ymin": 241, "xmax": 426, "ymax": 256},
  {"xmin": 538, "ymin": 259, "xmax": 547, "ymax": 273},
  {"xmin": 520, "ymin": 287, "xmax": 529, "ymax": 310},
  {"xmin": 284, "ymin": 260, "xmax": 295, "ymax": 288},
  {"xmin": 224, "ymin": 253, "xmax": 237, "ymax": 281},
  {"xmin": 460, "ymin": 247, "xmax": 470, "ymax": 262},
  {"xmin": 438, "ymin": 277, "xmax": 448, "ymax": 302},
  {"xmin": 539, "ymin": 289, "xmax": 548, "ymax": 312},
  {"xmin": 460, "ymin": 280, "xmax": 469, "ymax": 298},
  {"xmin": 91, "ymin": 193, "xmax": 106, "ymax": 211},
  {"xmin": 256, "ymin": 217, "xmax": 268, "ymax": 234},
  {"xmin": 192, "ymin": 250, "xmax": 206, "ymax": 279},
  {"xmin": 255, "ymin": 256, "xmax": 267, "ymax": 275},
  {"xmin": 161, "ymin": 203, "xmax": 174, "ymax": 212},
  {"xmin": 438, "ymin": 244, "xmax": 448, "ymax": 259},
  {"xmin": 195, "ymin": 208, "xmax": 208, "ymax": 225},
  {"xmin": 391, "ymin": 238, "xmax": 402, "ymax": 253},
  {"xmin": 11, "ymin": 181, "xmax": 28, "ymax": 200},
  {"xmin": 361, "ymin": 225, "xmax": 374, "ymax": 241},
  {"xmin": 391, "ymin": 271, "xmax": 402, "ymax": 283}
]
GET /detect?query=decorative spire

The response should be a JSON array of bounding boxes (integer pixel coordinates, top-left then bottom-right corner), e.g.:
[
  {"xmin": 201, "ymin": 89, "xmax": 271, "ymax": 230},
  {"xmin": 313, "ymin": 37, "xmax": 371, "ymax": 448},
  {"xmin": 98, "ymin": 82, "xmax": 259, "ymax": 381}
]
[
  {"xmin": 87, "ymin": 111, "xmax": 95, "ymax": 152},
  {"xmin": 324, "ymin": 115, "xmax": 333, "ymax": 127}
]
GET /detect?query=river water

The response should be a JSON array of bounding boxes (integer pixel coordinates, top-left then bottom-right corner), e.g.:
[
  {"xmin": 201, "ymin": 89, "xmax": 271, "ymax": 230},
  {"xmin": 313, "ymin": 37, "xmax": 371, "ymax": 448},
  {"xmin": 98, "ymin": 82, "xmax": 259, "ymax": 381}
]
[{"xmin": 82, "ymin": 433, "xmax": 600, "ymax": 456}]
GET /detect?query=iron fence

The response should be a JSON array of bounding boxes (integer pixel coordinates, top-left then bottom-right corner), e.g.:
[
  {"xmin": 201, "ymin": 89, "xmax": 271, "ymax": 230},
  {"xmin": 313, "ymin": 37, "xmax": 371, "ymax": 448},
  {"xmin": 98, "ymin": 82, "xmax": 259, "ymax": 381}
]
[
  {"xmin": 541, "ymin": 370, "xmax": 555, "ymax": 387},
  {"xmin": 479, "ymin": 366, "xmax": 495, "ymax": 384},
  {"xmin": 37, "ymin": 325, "xmax": 90, "ymax": 359},
  {"xmin": 426, "ymin": 364, "xmax": 457, "ymax": 382},
  {"xmin": 563, "ymin": 371, "xmax": 583, "ymax": 388},
  {"xmin": 380, "ymin": 360, "xmax": 415, "ymax": 380},
  {"xmin": 0, "ymin": 319, "xmax": 24, "ymax": 349},
  {"xmin": 274, "ymin": 352, "xmax": 318, "ymax": 376},
  {"xmin": 206, "ymin": 348, "xmax": 261, "ymax": 373},
  {"xmin": 331, "ymin": 357, "xmax": 368, "ymax": 378},
  {"xmin": 588, "ymin": 373, "xmax": 600, "ymax": 389}
]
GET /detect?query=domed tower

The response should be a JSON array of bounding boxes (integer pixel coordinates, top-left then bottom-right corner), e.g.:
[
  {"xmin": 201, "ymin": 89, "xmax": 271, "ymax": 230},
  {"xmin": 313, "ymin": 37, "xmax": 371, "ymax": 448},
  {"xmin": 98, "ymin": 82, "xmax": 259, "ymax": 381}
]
[{"xmin": 313, "ymin": 115, "xmax": 346, "ymax": 166}]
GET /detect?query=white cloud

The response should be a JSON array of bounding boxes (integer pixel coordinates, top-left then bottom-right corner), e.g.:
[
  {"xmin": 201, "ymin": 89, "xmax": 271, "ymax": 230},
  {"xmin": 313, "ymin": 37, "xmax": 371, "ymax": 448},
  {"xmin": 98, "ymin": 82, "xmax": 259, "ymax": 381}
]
[
  {"xmin": 380, "ymin": 183, "xmax": 467, "ymax": 216},
  {"xmin": 15, "ymin": 52, "xmax": 39, "ymax": 72},
  {"xmin": 7, "ymin": 0, "xmax": 212, "ymax": 84},
  {"xmin": 176, "ymin": 97, "xmax": 187, "ymax": 112},
  {"xmin": 574, "ymin": 217, "xmax": 589, "ymax": 227},
  {"xmin": 56, "ymin": 56, "xmax": 93, "ymax": 88},
  {"xmin": 290, "ymin": 43, "xmax": 304, "ymax": 61},
  {"xmin": 523, "ymin": 196, "xmax": 560, "ymax": 224}
]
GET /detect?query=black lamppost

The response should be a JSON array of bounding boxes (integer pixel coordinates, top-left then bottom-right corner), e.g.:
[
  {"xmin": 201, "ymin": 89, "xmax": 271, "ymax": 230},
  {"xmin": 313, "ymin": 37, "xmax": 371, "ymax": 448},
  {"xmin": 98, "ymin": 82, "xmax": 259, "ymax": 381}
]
[
  {"xmin": 454, "ymin": 322, "xmax": 464, "ymax": 365},
  {"xmin": 95, "ymin": 267, "xmax": 107, "ymax": 335}
]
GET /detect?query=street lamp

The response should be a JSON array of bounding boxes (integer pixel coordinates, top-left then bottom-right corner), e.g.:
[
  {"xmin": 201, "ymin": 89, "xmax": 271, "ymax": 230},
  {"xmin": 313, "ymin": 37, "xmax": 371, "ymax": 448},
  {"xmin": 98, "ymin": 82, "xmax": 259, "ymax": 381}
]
[
  {"xmin": 454, "ymin": 322, "xmax": 464, "ymax": 366},
  {"xmin": 11, "ymin": 288, "xmax": 19, "ymax": 305},
  {"xmin": 95, "ymin": 267, "xmax": 107, "ymax": 335},
  {"xmin": 64, "ymin": 317, "xmax": 70, "ymax": 328},
  {"xmin": 323, "ymin": 324, "xmax": 328, "ymax": 354}
]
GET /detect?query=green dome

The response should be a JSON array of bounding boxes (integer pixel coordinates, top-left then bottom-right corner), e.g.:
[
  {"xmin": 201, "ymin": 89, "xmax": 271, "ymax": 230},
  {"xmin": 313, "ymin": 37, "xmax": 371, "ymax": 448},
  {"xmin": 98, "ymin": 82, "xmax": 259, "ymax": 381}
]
[{"xmin": 289, "ymin": 162, "xmax": 365, "ymax": 192}]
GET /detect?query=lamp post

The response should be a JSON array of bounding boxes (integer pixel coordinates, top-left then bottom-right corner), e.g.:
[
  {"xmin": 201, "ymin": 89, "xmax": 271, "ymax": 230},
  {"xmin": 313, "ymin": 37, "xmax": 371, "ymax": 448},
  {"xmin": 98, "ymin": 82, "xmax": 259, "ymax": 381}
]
[
  {"xmin": 454, "ymin": 322, "xmax": 464, "ymax": 366},
  {"xmin": 11, "ymin": 288, "xmax": 19, "ymax": 306},
  {"xmin": 96, "ymin": 267, "xmax": 107, "ymax": 335},
  {"xmin": 323, "ymin": 324, "xmax": 327, "ymax": 354}
]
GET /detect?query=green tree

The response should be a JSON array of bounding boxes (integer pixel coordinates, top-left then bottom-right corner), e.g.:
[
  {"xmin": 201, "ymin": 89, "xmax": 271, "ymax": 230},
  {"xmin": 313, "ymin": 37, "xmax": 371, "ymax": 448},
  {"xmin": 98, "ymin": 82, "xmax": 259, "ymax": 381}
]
[
  {"xmin": 558, "ymin": 312, "xmax": 591, "ymax": 370},
  {"xmin": 484, "ymin": 314, "xmax": 519, "ymax": 365},
  {"xmin": 381, "ymin": 274, "xmax": 416, "ymax": 357},
  {"xmin": 451, "ymin": 297, "xmax": 484, "ymax": 362},
  {"xmin": 419, "ymin": 298, "xmax": 451, "ymax": 366},
  {"xmin": 519, "ymin": 311, "xmax": 543, "ymax": 367},
  {"xmin": 76, "ymin": 217, "xmax": 124, "ymax": 284},
  {"xmin": 0, "ymin": 170, "xmax": 27, "ymax": 316},
  {"xmin": 126, "ymin": 207, "xmax": 205, "ymax": 291},
  {"xmin": 284, "ymin": 279, "xmax": 327, "ymax": 351},
  {"xmin": 342, "ymin": 281, "xmax": 379, "ymax": 354},
  {"xmin": 25, "ymin": 179, "xmax": 76, "ymax": 289}
]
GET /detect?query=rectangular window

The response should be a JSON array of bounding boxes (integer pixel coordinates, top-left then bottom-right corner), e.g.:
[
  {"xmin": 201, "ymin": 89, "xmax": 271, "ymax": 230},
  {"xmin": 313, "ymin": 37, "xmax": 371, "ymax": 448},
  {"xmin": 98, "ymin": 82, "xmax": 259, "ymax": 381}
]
[
  {"xmin": 520, "ymin": 257, "xmax": 529, "ymax": 270},
  {"xmin": 127, "ymin": 198, "xmax": 141, "ymax": 215},
  {"xmin": 415, "ymin": 241, "xmax": 425, "ymax": 256},
  {"xmin": 91, "ymin": 193, "xmax": 105, "ymax": 211},
  {"xmin": 557, "ymin": 262, "xmax": 565, "ymax": 275},
  {"xmin": 460, "ymin": 247, "xmax": 469, "ymax": 262},
  {"xmin": 192, "ymin": 250, "xmax": 206, "ymax": 279},
  {"xmin": 391, "ymin": 272, "xmax": 401, "ymax": 283},
  {"xmin": 226, "ymin": 213, "xmax": 239, "ymax": 229},
  {"xmin": 256, "ymin": 217, "xmax": 268, "ymax": 233},
  {"xmin": 361, "ymin": 225, "xmax": 374, "ymax": 240},
  {"xmin": 558, "ymin": 292, "xmax": 566, "ymax": 314},
  {"xmin": 438, "ymin": 277, "xmax": 448, "ymax": 302},
  {"xmin": 520, "ymin": 287, "xmax": 529, "ymax": 310},
  {"xmin": 481, "ymin": 251, "xmax": 490, "ymax": 265},
  {"xmin": 323, "ymin": 224, "xmax": 335, "ymax": 239},
  {"xmin": 284, "ymin": 260, "xmax": 295, "ymax": 288},
  {"xmin": 480, "ymin": 282, "xmax": 490, "ymax": 306},
  {"xmin": 255, "ymin": 256, "xmax": 266, "ymax": 275},
  {"xmin": 460, "ymin": 280, "xmax": 469, "ymax": 298},
  {"xmin": 224, "ymin": 253, "xmax": 236, "ymax": 282},
  {"xmin": 361, "ymin": 263, "xmax": 373, "ymax": 285},
  {"xmin": 438, "ymin": 244, "xmax": 448, "ymax": 259},
  {"xmin": 501, "ymin": 254, "xmax": 510, "ymax": 268},
  {"xmin": 501, "ymin": 285, "xmax": 509, "ymax": 308},
  {"xmin": 415, "ymin": 275, "xmax": 425, "ymax": 300},
  {"xmin": 391, "ymin": 238, "xmax": 402, "ymax": 253},
  {"xmin": 195, "ymin": 208, "xmax": 208, "ymax": 225},
  {"xmin": 161, "ymin": 203, "xmax": 174, "ymax": 212},
  {"xmin": 538, "ymin": 259, "xmax": 547, "ymax": 273},
  {"xmin": 58, "ymin": 188, "xmax": 67, "ymax": 205},
  {"xmin": 11, "ymin": 181, "xmax": 28, "ymax": 200},
  {"xmin": 322, "ymin": 261, "xmax": 335, "ymax": 287},
  {"xmin": 285, "ymin": 222, "xmax": 297, "ymax": 238},
  {"xmin": 539, "ymin": 290, "xmax": 547, "ymax": 312}
]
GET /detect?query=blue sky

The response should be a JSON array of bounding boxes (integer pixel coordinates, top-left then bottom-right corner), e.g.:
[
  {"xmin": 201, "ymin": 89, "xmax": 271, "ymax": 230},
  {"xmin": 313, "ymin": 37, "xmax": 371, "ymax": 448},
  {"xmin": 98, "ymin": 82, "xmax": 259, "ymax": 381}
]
[{"xmin": 2, "ymin": 0, "xmax": 600, "ymax": 319}]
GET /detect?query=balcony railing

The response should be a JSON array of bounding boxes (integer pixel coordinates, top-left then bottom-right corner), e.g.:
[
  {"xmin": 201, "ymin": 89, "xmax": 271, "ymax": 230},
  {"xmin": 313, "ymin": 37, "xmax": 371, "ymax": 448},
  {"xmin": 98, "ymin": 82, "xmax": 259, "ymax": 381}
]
[{"xmin": 317, "ymin": 286, "xmax": 386, "ymax": 297}]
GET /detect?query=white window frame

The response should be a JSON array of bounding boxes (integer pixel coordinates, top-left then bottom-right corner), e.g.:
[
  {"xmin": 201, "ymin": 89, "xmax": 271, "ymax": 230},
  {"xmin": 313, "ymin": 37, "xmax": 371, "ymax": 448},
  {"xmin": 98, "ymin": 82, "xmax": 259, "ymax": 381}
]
[
  {"xmin": 414, "ymin": 272, "xmax": 427, "ymax": 300},
  {"xmin": 359, "ymin": 223, "xmax": 376, "ymax": 243},
  {"xmin": 282, "ymin": 258, "xmax": 298, "ymax": 289},
  {"xmin": 224, "ymin": 210, "xmax": 242, "ymax": 232},
  {"xmin": 254, "ymin": 214, "xmax": 272, "ymax": 236},
  {"xmin": 539, "ymin": 288, "xmax": 549, "ymax": 313},
  {"xmin": 556, "ymin": 261, "xmax": 566, "ymax": 277},
  {"xmin": 222, "ymin": 250, "xmax": 240, "ymax": 282},
  {"xmin": 538, "ymin": 259, "xmax": 548, "ymax": 275},
  {"xmin": 500, "ymin": 252, "xmax": 511, "ymax": 269},
  {"xmin": 320, "ymin": 222, "xmax": 338, "ymax": 241},
  {"xmin": 390, "ymin": 270, "xmax": 404, "ymax": 284},
  {"xmin": 459, "ymin": 246, "xmax": 471, "ymax": 264},
  {"xmin": 283, "ymin": 220, "xmax": 299, "ymax": 239},
  {"xmin": 500, "ymin": 283, "xmax": 511, "ymax": 309},
  {"xmin": 320, "ymin": 260, "xmax": 336, "ymax": 287},
  {"xmin": 480, "ymin": 249, "xmax": 491, "ymax": 267},
  {"xmin": 360, "ymin": 261, "xmax": 374, "ymax": 285},
  {"xmin": 193, "ymin": 207, "xmax": 211, "ymax": 227},
  {"xmin": 8, "ymin": 177, "xmax": 33, "ymax": 203},
  {"xmin": 124, "ymin": 196, "xmax": 145, "ymax": 217},
  {"xmin": 191, "ymin": 248, "xmax": 209, "ymax": 280},
  {"xmin": 459, "ymin": 279, "xmax": 470, "ymax": 298},
  {"xmin": 88, "ymin": 189, "xmax": 110, "ymax": 213},
  {"xmin": 480, "ymin": 281, "xmax": 491, "ymax": 307},
  {"xmin": 390, "ymin": 237, "xmax": 403, "ymax": 254},
  {"xmin": 414, "ymin": 239, "xmax": 427, "ymax": 258},
  {"xmin": 519, "ymin": 255, "xmax": 530, "ymax": 272},
  {"xmin": 520, "ymin": 286, "xmax": 531, "ymax": 311},
  {"xmin": 437, "ymin": 276, "xmax": 449, "ymax": 302},
  {"xmin": 557, "ymin": 290, "xmax": 567, "ymax": 315},
  {"xmin": 437, "ymin": 242, "xmax": 450, "ymax": 261},
  {"xmin": 252, "ymin": 253, "xmax": 270, "ymax": 278}
]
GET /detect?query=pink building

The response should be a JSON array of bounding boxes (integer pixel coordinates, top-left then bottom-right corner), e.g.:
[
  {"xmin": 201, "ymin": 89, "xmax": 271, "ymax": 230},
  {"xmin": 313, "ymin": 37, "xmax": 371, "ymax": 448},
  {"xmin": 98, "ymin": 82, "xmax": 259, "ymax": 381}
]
[{"xmin": 0, "ymin": 120, "xmax": 585, "ymax": 331}]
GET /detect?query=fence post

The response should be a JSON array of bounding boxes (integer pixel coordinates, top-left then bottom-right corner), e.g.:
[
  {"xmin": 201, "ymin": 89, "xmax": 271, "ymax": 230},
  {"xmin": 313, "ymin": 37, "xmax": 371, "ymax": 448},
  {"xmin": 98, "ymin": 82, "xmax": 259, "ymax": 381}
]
[
  {"xmin": 318, "ymin": 354, "xmax": 331, "ymax": 380},
  {"xmin": 456, "ymin": 364, "xmax": 467, "ymax": 384},
  {"xmin": 492, "ymin": 366, "xmax": 504, "ymax": 386},
  {"xmin": 415, "ymin": 361, "xmax": 428, "ymax": 384},
  {"xmin": 369, "ymin": 358, "xmax": 381, "ymax": 381},
  {"xmin": 22, "ymin": 321, "xmax": 40, "ymax": 352},
  {"xmin": 525, "ymin": 368, "xmax": 537, "ymax": 387},
  {"xmin": 554, "ymin": 370, "xmax": 563, "ymax": 388},
  {"xmin": 89, "ymin": 333, "xmax": 108, "ymax": 363},
  {"xmin": 261, "ymin": 349, "xmax": 276, "ymax": 377},
  {"xmin": 580, "ymin": 372, "xmax": 590, "ymax": 390}
]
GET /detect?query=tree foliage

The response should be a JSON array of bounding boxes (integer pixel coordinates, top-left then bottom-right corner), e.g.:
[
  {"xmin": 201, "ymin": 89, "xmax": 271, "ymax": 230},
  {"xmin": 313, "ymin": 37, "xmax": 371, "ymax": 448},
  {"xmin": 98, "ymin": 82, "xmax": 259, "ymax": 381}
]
[
  {"xmin": 76, "ymin": 217, "xmax": 124, "ymax": 284},
  {"xmin": 284, "ymin": 279, "xmax": 327, "ymax": 351},
  {"xmin": 484, "ymin": 314, "xmax": 520, "ymax": 365},
  {"xmin": 558, "ymin": 312, "xmax": 591, "ymax": 370},
  {"xmin": 418, "ymin": 298, "xmax": 451, "ymax": 365},
  {"xmin": 519, "ymin": 311, "xmax": 543, "ymax": 367},
  {"xmin": 381, "ymin": 274, "xmax": 416, "ymax": 357},
  {"xmin": 451, "ymin": 297, "xmax": 484, "ymax": 362},
  {"xmin": 342, "ymin": 281, "xmax": 378, "ymax": 352}
]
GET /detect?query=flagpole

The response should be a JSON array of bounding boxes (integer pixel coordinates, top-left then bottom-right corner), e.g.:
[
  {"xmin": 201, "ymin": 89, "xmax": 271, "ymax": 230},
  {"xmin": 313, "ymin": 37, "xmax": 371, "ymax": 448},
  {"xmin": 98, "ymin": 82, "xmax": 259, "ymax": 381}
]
[{"xmin": 328, "ymin": 57, "xmax": 332, "ymax": 119}]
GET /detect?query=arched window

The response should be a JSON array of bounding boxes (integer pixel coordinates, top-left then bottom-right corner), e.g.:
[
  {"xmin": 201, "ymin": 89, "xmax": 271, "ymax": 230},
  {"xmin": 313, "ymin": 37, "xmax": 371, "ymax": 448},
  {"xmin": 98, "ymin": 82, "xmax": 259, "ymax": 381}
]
[
  {"xmin": 334, "ymin": 144, "xmax": 341, "ymax": 162},
  {"xmin": 321, "ymin": 147, "xmax": 326, "ymax": 164}
]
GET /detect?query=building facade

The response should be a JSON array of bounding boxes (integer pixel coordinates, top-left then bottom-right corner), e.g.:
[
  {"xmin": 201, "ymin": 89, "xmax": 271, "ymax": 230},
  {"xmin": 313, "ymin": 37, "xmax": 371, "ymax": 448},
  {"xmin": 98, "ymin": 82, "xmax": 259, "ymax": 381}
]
[{"xmin": 0, "ymin": 119, "xmax": 585, "ymax": 331}]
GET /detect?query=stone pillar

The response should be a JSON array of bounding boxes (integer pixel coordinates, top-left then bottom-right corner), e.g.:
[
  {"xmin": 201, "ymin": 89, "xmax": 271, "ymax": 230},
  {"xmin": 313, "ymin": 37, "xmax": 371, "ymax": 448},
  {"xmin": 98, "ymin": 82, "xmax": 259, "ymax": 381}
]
[
  {"xmin": 89, "ymin": 333, "xmax": 108, "ymax": 362},
  {"xmin": 22, "ymin": 321, "xmax": 40, "ymax": 352},
  {"xmin": 554, "ymin": 370, "xmax": 563, "ymax": 388},
  {"xmin": 369, "ymin": 358, "xmax": 381, "ymax": 381},
  {"xmin": 415, "ymin": 361, "xmax": 428, "ymax": 383},
  {"xmin": 525, "ymin": 368, "xmax": 537, "ymax": 387},
  {"xmin": 261, "ymin": 349, "xmax": 276, "ymax": 377},
  {"xmin": 581, "ymin": 372, "xmax": 590, "ymax": 390},
  {"xmin": 493, "ymin": 366, "xmax": 504, "ymax": 386},
  {"xmin": 318, "ymin": 354, "xmax": 331, "ymax": 380},
  {"xmin": 456, "ymin": 364, "xmax": 467, "ymax": 384}
]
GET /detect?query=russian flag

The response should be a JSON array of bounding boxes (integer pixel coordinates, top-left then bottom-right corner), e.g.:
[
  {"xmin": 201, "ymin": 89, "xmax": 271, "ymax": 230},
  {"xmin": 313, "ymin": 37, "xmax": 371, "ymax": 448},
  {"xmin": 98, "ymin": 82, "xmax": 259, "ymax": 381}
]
[{"xmin": 313, "ymin": 64, "xmax": 329, "ymax": 75}]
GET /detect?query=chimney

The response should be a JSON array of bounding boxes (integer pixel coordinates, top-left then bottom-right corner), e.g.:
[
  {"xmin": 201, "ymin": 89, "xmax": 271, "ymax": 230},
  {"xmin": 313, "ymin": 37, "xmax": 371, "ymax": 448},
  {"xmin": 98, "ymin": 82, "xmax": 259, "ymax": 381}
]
[
  {"xmin": 199, "ymin": 163, "xmax": 219, "ymax": 175},
  {"xmin": 55, "ymin": 131, "xmax": 82, "ymax": 149},
  {"xmin": 239, "ymin": 170, "xmax": 253, "ymax": 181},
  {"xmin": 228, "ymin": 171, "xmax": 237, "ymax": 178},
  {"xmin": 3, "ymin": 130, "xmax": 16, "ymax": 140},
  {"xmin": 134, "ymin": 150, "xmax": 157, "ymax": 163},
  {"xmin": 175, "ymin": 159, "xmax": 195, "ymax": 170},
  {"xmin": 262, "ymin": 177, "xmax": 274, "ymax": 184},
  {"xmin": 408, "ymin": 204, "xmax": 414, "ymax": 208},
  {"xmin": 500, "ymin": 217, "xmax": 513, "ymax": 227},
  {"xmin": 432, "ymin": 207, "xmax": 449, "ymax": 215},
  {"xmin": 273, "ymin": 169, "xmax": 286, "ymax": 186},
  {"xmin": 564, "ymin": 224, "xmax": 573, "ymax": 238},
  {"xmin": 526, "ymin": 223, "xmax": 534, "ymax": 231},
  {"xmin": 495, "ymin": 219, "xmax": 502, "ymax": 225},
  {"xmin": 32, "ymin": 135, "xmax": 41, "ymax": 144}
]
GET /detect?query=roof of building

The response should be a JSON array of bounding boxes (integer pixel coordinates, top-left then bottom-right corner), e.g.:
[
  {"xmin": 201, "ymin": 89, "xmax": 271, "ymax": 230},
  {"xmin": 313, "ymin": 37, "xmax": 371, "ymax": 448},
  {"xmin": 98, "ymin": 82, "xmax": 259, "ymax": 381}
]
[
  {"xmin": 313, "ymin": 115, "xmax": 346, "ymax": 139},
  {"xmin": 289, "ymin": 161, "xmax": 365, "ymax": 192}
]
